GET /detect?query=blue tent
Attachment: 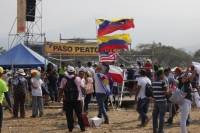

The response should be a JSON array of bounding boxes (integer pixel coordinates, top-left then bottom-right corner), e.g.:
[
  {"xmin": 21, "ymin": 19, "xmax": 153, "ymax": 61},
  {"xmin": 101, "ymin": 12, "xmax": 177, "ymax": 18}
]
[{"xmin": 0, "ymin": 43, "xmax": 57, "ymax": 69}]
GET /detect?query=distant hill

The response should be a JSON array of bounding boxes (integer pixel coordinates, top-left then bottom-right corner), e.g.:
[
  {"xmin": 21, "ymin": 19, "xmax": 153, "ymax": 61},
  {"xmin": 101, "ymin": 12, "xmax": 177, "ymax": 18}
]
[{"xmin": 179, "ymin": 44, "xmax": 200, "ymax": 53}]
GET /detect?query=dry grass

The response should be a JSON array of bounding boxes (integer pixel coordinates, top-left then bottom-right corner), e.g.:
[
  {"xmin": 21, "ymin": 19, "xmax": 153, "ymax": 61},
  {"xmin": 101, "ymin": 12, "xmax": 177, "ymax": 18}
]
[{"xmin": 2, "ymin": 104, "xmax": 200, "ymax": 133}]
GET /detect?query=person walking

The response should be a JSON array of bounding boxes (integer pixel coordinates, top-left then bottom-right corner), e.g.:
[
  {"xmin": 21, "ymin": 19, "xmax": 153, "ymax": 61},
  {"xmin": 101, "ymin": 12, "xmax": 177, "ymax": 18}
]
[
  {"xmin": 152, "ymin": 70, "xmax": 170, "ymax": 133},
  {"xmin": 13, "ymin": 69, "xmax": 28, "ymax": 118},
  {"xmin": 177, "ymin": 63, "xmax": 197, "ymax": 133},
  {"xmin": 165, "ymin": 67, "xmax": 182, "ymax": 125},
  {"xmin": 136, "ymin": 69, "xmax": 151, "ymax": 127},
  {"xmin": 94, "ymin": 65, "xmax": 110, "ymax": 124},
  {"xmin": 0, "ymin": 67, "xmax": 12, "ymax": 133},
  {"xmin": 58, "ymin": 66, "xmax": 86, "ymax": 132},
  {"xmin": 30, "ymin": 73, "xmax": 44, "ymax": 117}
]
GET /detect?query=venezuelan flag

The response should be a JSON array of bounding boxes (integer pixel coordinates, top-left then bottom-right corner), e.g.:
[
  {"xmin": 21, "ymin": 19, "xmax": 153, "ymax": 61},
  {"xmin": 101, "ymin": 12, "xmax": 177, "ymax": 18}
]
[
  {"xmin": 96, "ymin": 18, "xmax": 135, "ymax": 36},
  {"xmin": 98, "ymin": 34, "xmax": 130, "ymax": 51}
]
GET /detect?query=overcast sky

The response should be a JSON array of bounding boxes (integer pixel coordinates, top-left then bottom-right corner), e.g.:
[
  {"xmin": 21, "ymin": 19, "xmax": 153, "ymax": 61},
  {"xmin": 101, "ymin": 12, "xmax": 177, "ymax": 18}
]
[{"xmin": 1, "ymin": 0, "xmax": 200, "ymax": 51}]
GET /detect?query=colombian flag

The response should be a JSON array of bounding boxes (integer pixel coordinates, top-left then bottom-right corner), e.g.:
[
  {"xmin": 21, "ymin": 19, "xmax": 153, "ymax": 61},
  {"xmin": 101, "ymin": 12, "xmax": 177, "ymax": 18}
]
[
  {"xmin": 98, "ymin": 34, "xmax": 130, "ymax": 51},
  {"xmin": 96, "ymin": 18, "xmax": 135, "ymax": 36}
]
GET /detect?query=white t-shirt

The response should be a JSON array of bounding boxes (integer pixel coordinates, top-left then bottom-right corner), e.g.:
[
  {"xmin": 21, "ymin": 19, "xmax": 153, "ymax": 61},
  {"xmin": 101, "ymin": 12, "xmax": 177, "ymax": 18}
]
[
  {"xmin": 81, "ymin": 78, "xmax": 86, "ymax": 87},
  {"xmin": 75, "ymin": 66, "xmax": 85, "ymax": 74},
  {"xmin": 31, "ymin": 78, "xmax": 43, "ymax": 96},
  {"xmin": 94, "ymin": 73, "xmax": 106, "ymax": 94},
  {"xmin": 137, "ymin": 77, "xmax": 151, "ymax": 99},
  {"xmin": 134, "ymin": 65, "xmax": 140, "ymax": 76},
  {"xmin": 84, "ymin": 67, "xmax": 95, "ymax": 79},
  {"xmin": 168, "ymin": 72, "xmax": 174, "ymax": 79}
]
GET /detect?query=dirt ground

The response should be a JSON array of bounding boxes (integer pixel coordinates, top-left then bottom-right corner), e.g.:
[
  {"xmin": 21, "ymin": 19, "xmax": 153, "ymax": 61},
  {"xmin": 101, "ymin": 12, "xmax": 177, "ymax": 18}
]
[{"xmin": 2, "ymin": 104, "xmax": 200, "ymax": 133}]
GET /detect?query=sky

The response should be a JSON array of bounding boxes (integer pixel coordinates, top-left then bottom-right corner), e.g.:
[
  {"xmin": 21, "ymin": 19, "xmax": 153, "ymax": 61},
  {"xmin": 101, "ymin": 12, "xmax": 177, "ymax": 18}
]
[{"xmin": 0, "ymin": 0, "xmax": 200, "ymax": 51}]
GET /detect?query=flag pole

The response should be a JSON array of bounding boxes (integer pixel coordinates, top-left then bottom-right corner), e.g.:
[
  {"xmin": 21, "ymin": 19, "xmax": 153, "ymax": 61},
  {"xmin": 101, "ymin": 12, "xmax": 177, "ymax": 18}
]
[
  {"xmin": 109, "ymin": 96, "xmax": 117, "ymax": 116},
  {"xmin": 95, "ymin": 19, "xmax": 100, "ymax": 63}
]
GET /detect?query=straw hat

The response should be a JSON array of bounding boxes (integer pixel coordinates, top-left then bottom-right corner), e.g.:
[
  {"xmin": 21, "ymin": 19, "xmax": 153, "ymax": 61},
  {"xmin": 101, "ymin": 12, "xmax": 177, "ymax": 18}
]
[{"xmin": 95, "ymin": 65, "xmax": 106, "ymax": 73}]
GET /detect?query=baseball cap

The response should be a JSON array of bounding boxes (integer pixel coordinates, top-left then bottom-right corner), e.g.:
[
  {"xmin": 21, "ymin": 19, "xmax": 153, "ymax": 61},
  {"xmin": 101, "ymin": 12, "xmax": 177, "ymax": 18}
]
[
  {"xmin": 175, "ymin": 67, "xmax": 182, "ymax": 73},
  {"xmin": 67, "ymin": 66, "xmax": 75, "ymax": 72},
  {"xmin": 37, "ymin": 66, "xmax": 41, "ymax": 71},
  {"xmin": 147, "ymin": 59, "xmax": 151, "ymax": 62},
  {"xmin": 0, "ymin": 67, "xmax": 4, "ymax": 74}
]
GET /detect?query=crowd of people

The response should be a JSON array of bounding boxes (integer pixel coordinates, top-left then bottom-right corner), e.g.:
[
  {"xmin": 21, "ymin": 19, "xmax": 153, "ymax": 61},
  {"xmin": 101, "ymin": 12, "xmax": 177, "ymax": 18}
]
[
  {"xmin": 0, "ymin": 59, "xmax": 199, "ymax": 133},
  {"xmin": 129, "ymin": 60, "xmax": 199, "ymax": 133}
]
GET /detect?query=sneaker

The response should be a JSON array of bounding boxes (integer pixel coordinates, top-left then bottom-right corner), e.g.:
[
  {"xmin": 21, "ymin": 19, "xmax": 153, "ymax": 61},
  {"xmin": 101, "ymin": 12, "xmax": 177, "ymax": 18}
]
[
  {"xmin": 74, "ymin": 124, "xmax": 80, "ymax": 128},
  {"xmin": 137, "ymin": 124, "xmax": 144, "ymax": 127},
  {"xmin": 143, "ymin": 118, "xmax": 150, "ymax": 127},
  {"xmin": 30, "ymin": 116, "xmax": 37, "ymax": 118},
  {"xmin": 164, "ymin": 121, "xmax": 172, "ymax": 126},
  {"xmin": 104, "ymin": 119, "xmax": 109, "ymax": 124}
]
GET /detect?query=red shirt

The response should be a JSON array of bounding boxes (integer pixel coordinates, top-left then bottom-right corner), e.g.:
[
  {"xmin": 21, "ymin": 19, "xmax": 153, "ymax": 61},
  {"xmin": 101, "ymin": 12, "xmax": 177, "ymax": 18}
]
[{"xmin": 145, "ymin": 62, "xmax": 152, "ymax": 72}]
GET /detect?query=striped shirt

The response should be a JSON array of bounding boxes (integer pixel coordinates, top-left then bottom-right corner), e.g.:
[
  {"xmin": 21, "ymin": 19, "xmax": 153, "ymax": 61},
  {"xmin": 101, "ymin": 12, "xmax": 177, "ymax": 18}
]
[{"xmin": 152, "ymin": 79, "xmax": 167, "ymax": 101}]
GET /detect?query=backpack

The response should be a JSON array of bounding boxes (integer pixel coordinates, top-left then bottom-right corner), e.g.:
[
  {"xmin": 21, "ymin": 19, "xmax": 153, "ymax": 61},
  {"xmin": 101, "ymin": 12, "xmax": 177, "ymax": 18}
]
[
  {"xmin": 14, "ymin": 77, "xmax": 25, "ymax": 94},
  {"xmin": 145, "ymin": 82, "xmax": 153, "ymax": 97},
  {"xmin": 64, "ymin": 76, "xmax": 79, "ymax": 102}
]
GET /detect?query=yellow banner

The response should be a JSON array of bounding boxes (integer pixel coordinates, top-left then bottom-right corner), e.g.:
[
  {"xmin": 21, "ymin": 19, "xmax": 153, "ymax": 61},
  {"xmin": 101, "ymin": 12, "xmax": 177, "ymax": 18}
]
[
  {"xmin": 17, "ymin": 0, "xmax": 26, "ymax": 33},
  {"xmin": 45, "ymin": 42, "xmax": 98, "ymax": 55}
]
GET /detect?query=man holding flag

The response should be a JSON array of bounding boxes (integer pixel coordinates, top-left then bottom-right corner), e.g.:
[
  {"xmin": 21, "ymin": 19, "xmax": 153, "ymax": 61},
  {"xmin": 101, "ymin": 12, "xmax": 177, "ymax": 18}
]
[{"xmin": 94, "ymin": 64, "xmax": 113, "ymax": 124}]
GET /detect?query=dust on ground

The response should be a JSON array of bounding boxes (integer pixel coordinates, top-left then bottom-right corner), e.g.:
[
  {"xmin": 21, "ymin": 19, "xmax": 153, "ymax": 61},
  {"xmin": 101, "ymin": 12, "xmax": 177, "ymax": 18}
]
[{"xmin": 2, "ymin": 104, "xmax": 200, "ymax": 133}]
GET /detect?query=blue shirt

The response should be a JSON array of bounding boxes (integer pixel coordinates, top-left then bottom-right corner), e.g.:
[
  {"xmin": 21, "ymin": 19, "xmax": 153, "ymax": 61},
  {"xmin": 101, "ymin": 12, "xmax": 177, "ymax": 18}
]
[
  {"xmin": 152, "ymin": 78, "xmax": 167, "ymax": 102},
  {"xmin": 13, "ymin": 76, "xmax": 28, "ymax": 91}
]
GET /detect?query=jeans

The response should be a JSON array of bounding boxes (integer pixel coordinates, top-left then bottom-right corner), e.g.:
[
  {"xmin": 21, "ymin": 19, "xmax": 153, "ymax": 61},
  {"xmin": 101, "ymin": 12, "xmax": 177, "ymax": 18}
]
[
  {"xmin": 48, "ymin": 82, "xmax": 58, "ymax": 102},
  {"xmin": 84, "ymin": 94, "xmax": 92, "ymax": 112},
  {"xmin": 136, "ymin": 97, "xmax": 150, "ymax": 124},
  {"xmin": 32, "ymin": 96, "xmax": 44, "ymax": 116},
  {"xmin": 146, "ymin": 72, "xmax": 152, "ymax": 79},
  {"xmin": 42, "ymin": 85, "xmax": 49, "ymax": 95},
  {"xmin": 13, "ymin": 93, "xmax": 26, "ymax": 117},
  {"xmin": 153, "ymin": 101, "xmax": 167, "ymax": 133},
  {"xmin": 96, "ymin": 93, "xmax": 108, "ymax": 120},
  {"xmin": 65, "ymin": 101, "xmax": 86, "ymax": 131},
  {"xmin": 168, "ymin": 78, "xmax": 175, "ymax": 85},
  {"xmin": 0, "ymin": 104, "xmax": 3, "ymax": 131},
  {"xmin": 179, "ymin": 99, "xmax": 191, "ymax": 133}
]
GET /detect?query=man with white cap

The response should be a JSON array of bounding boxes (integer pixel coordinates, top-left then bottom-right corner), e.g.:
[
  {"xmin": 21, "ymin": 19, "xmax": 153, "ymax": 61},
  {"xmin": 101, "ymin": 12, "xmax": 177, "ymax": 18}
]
[
  {"xmin": 13, "ymin": 69, "xmax": 28, "ymax": 118},
  {"xmin": 58, "ymin": 66, "xmax": 86, "ymax": 132}
]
